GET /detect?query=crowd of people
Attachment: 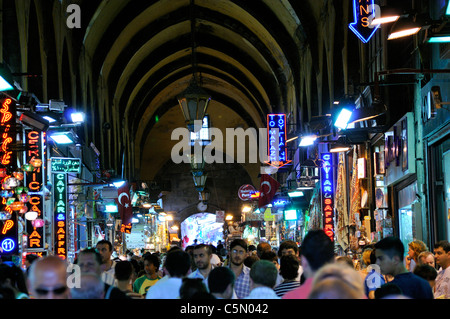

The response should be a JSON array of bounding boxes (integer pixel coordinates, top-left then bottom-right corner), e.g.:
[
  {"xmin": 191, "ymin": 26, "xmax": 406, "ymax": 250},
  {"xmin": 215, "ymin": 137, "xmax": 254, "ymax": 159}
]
[{"xmin": 0, "ymin": 230, "xmax": 449, "ymax": 300}]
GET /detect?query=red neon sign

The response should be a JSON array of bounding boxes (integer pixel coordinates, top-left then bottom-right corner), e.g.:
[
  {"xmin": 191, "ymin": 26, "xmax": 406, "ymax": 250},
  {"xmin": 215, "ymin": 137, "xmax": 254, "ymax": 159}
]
[{"xmin": 0, "ymin": 98, "xmax": 14, "ymax": 165}]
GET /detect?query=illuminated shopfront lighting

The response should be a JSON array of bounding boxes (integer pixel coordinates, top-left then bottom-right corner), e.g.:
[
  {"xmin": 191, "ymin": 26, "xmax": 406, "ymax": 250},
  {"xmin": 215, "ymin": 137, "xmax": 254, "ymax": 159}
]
[{"xmin": 299, "ymin": 135, "xmax": 317, "ymax": 147}]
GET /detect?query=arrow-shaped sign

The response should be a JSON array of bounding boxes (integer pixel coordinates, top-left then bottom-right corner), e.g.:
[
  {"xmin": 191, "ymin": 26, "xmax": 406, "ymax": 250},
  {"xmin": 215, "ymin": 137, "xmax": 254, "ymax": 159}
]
[{"xmin": 349, "ymin": 0, "xmax": 380, "ymax": 43}]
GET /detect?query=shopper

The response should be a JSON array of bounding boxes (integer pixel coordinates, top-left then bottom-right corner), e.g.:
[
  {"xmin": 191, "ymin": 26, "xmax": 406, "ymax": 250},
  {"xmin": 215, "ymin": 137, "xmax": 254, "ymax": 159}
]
[
  {"xmin": 406, "ymin": 240, "xmax": 428, "ymax": 272},
  {"xmin": 207, "ymin": 266, "xmax": 235, "ymax": 299},
  {"xmin": 433, "ymin": 240, "xmax": 450, "ymax": 299},
  {"xmin": 363, "ymin": 248, "xmax": 386, "ymax": 299},
  {"xmin": 245, "ymin": 260, "xmax": 280, "ymax": 299},
  {"xmin": 417, "ymin": 251, "xmax": 436, "ymax": 268},
  {"xmin": 0, "ymin": 263, "xmax": 29, "ymax": 299},
  {"xmin": 278, "ymin": 240, "xmax": 303, "ymax": 282},
  {"xmin": 256, "ymin": 242, "xmax": 272, "ymax": 258},
  {"xmin": 228, "ymin": 239, "xmax": 251, "ymax": 299},
  {"xmin": 188, "ymin": 244, "xmax": 214, "ymax": 287},
  {"xmin": 27, "ymin": 256, "xmax": 70, "ymax": 299},
  {"xmin": 180, "ymin": 278, "xmax": 208, "ymax": 299},
  {"xmin": 75, "ymin": 248, "xmax": 130, "ymax": 299},
  {"xmin": 260, "ymin": 250, "xmax": 282, "ymax": 286},
  {"xmin": 96, "ymin": 240, "xmax": 116, "ymax": 285},
  {"xmin": 71, "ymin": 273, "xmax": 105, "ymax": 299},
  {"xmin": 308, "ymin": 262, "xmax": 366, "ymax": 299},
  {"xmin": 273, "ymin": 255, "xmax": 301, "ymax": 297},
  {"xmin": 145, "ymin": 249, "xmax": 191, "ymax": 299},
  {"xmin": 283, "ymin": 230, "xmax": 335, "ymax": 299},
  {"xmin": 413, "ymin": 264, "xmax": 438, "ymax": 291},
  {"xmin": 374, "ymin": 236, "xmax": 433, "ymax": 299},
  {"xmin": 115, "ymin": 261, "xmax": 144, "ymax": 299},
  {"xmin": 133, "ymin": 253, "xmax": 161, "ymax": 295}
]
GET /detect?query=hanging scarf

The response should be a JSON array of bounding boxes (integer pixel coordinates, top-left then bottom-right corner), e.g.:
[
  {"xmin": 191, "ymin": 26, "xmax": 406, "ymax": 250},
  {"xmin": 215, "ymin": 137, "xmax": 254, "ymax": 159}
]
[
  {"xmin": 349, "ymin": 147, "xmax": 361, "ymax": 226},
  {"xmin": 335, "ymin": 152, "xmax": 349, "ymax": 250}
]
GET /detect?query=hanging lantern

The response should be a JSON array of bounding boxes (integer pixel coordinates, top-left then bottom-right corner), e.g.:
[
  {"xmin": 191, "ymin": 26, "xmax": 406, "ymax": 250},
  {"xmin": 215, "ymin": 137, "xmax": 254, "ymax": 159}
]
[
  {"xmin": 30, "ymin": 158, "xmax": 43, "ymax": 168},
  {"xmin": 15, "ymin": 186, "xmax": 24, "ymax": 194},
  {"xmin": 32, "ymin": 218, "xmax": 45, "ymax": 228},
  {"xmin": 0, "ymin": 168, "xmax": 7, "ymax": 178},
  {"xmin": 25, "ymin": 211, "xmax": 38, "ymax": 221},
  {"xmin": 6, "ymin": 197, "xmax": 15, "ymax": 205},
  {"xmin": 13, "ymin": 171, "xmax": 24, "ymax": 181},
  {"xmin": 19, "ymin": 205, "xmax": 28, "ymax": 215},
  {"xmin": 21, "ymin": 164, "xmax": 33, "ymax": 172},
  {"xmin": 9, "ymin": 201, "xmax": 24, "ymax": 211},
  {"xmin": 1, "ymin": 190, "xmax": 13, "ymax": 197},
  {"xmin": 19, "ymin": 193, "xmax": 29, "ymax": 203},
  {"xmin": 4, "ymin": 177, "xmax": 20, "ymax": 188},
  {"xmin": 0, "ymin": 211, "xmax": 11, "ymax": 220}
]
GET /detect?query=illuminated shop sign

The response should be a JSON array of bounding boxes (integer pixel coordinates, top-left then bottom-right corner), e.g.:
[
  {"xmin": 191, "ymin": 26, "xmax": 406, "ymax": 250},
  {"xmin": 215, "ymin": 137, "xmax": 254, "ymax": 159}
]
[
  {"xmin": 348, "ymin": 0, "xmax": 379, "ymax": 43},
  {"xmin": 321, "ymin": 153, "xmax": 334, "ymax": 242},
  {"xmin": 0, "ymin": 212, "xmax": 19, "ymax": 255},
  {"xmin": 51, "ymin": 157, "xmax": 81, "ymax": 173},
  {"xmin": 53, "ymin": 173, "xmax": 67, "ymax": 260},
  {"xmin": 24, "ymin": 130, "xmax": 45, "ymax": 250},
  {"xmin": 0, "ymin": 98, "xmax": 15, "ymax": 167},
  {"xmin": 266, "ymin": 114, "xmax": 291, "ymax": 169}
]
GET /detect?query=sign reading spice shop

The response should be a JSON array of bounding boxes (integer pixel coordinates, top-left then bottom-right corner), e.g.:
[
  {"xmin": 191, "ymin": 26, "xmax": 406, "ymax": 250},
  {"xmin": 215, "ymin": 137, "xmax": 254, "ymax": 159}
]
[{"xmin": 321, "ymin": 153, "xmax": 335, "ymax": 242}]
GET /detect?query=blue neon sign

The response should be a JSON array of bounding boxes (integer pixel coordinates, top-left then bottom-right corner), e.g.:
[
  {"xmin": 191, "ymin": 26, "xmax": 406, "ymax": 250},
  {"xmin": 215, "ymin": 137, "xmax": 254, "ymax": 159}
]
[
  {"xmin": 1, "ymin": 238, "xmax": 16, "ymax": 252},
  {"xmin": 348, "ymin": 0, "xmax": 380, "ymax": 43}
]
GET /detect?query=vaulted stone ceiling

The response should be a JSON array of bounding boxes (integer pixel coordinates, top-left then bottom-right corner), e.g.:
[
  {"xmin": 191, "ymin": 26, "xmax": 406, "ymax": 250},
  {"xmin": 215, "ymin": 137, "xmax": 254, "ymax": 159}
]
[{"xmin": 75, "ymin": 0, "xmax": 327, "ymax": 186}]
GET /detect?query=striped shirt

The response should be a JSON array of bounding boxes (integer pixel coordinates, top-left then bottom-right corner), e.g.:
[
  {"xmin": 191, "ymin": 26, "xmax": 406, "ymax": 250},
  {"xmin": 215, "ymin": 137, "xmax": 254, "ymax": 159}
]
[{"xmin": 274, "ymin": 280, "xmax": 301, "ymax": 297}]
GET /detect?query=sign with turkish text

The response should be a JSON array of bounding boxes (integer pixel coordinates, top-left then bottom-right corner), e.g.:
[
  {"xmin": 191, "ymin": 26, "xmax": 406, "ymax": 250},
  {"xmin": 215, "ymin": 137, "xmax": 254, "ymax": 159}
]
[
  {"xmin": 349, "ymin": 0, "xmax": 379, "ymax": 43},
  {"xmin": 53, "ymin": 173, "xmax": 67, "ymax": 260},
  {"xmin": 51, "ymin": 157, "xmax": 81, "ymax": 173},
  {"xmin": 238, "ymin": 184, "xmax": 256, "ymax": 201},
  {"xmin": 265, "ymin": 114, "xmax": 291, "ymax": 169},
  {"xmin": 321, "ymin": 153, "xmax": 334, "ymax": 242},
  {"xmin": 25, "ymin": 130, "xmax": 45, "ymax": 250}
]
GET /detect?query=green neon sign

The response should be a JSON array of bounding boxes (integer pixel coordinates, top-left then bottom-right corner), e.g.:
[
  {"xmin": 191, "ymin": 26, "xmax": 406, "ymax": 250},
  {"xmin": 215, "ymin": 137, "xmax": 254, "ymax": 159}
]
[{"xmin": 50, "ymin": 157, "xmax": 81, "ymax": 173}]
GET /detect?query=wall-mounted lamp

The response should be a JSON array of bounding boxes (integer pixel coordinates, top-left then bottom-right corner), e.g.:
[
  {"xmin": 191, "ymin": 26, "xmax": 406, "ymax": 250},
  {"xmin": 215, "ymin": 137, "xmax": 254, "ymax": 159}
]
[
  {"xmin": 299, "ymin": 134, "xmax": 317, "ymax": 147},
  {"xmin": 49, "ymin": 131, "xmax": 76, "ymax": 144},
  {"xmin": 0, "ymin": 64, "xmax": 15, "ymax": 91},
  {"xmin": 20, "ymin": 111, "xmax": 50, "ymax": 131},
  {"xmin": 370, "ymin": 6, "xmax": 401, "ymax": 26},
  {"xmin": 388, "ymin": 14, "xmax": 421, "ymax": 40}
]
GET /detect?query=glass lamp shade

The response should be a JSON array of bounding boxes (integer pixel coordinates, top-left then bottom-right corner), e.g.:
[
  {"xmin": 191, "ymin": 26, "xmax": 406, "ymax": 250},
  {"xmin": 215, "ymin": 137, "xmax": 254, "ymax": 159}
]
[
  {"xmin": 13, "ymin": 171, "xmax": 24, "ymax": 181},
  {"xmin": 193, "ymin": 173, "xmax": 207, "ymax": 192},
  {"xmin": 32, "ymin": 218, "xmax": 45, "ymax": 228},
  {"xmin": 25, "ymin": 211, "xmax": 38, "ymax": 221},
  {"xmin": 30, "ymin": 158, "xmax": 43, "ymax": 168},
  {"xmin": 9, "ymin": 201, "xmax": 24, "ymax": 211},
  {"xmin": 199, "ymin": 189, "xmax": 211, "ymax": 202},
  {"xmin": 4, "ymin": 177, "xmax": 20, "ymax": 188},
  {"xmin": 177, "ymin": 79, "xmax": 211, "ymax": 132},
  {"xmin": 189, "ymin": 153, "xmax": 205, "ymax": 171}
]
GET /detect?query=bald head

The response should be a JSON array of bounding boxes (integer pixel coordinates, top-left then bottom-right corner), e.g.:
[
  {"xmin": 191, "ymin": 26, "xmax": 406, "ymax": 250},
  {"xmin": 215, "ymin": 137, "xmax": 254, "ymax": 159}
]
[{"xmin": 28, "ymin": 256, "xmax": 70, "ymax": 299}]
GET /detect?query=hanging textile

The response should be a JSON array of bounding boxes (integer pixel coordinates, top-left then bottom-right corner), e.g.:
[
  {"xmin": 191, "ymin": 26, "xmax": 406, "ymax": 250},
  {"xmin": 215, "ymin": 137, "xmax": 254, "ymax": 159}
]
[
  {"xmin": 349, "ymin": 147, "xmax": 361, "ymax": 226},
  {"xmin": 335, "ymin": 152, "xmax": 349, "ymax": 250}
]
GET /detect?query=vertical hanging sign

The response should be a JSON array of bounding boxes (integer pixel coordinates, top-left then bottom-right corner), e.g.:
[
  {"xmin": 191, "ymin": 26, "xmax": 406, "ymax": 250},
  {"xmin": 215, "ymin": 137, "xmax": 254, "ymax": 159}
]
[
  {"xmin": 321, "ymin": 153, "xmax": 335, "ymax": 242},
  {"xmin": 24, "ymin": 130, "xmax": 45, "ymax": 251},
  {"xmin": 53, "ymin": 173, "xmax": 67, "ymax": 260},
  {"xmin": 265, "ymin": 114, "xmax": 291, "ymax": 169}
]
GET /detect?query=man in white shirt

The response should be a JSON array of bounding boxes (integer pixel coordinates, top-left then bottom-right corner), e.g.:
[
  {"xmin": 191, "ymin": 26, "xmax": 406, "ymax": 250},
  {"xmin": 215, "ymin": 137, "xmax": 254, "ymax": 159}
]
[
  {"xmin": 146, "ymin": 250, "xmax": 191, "ymax": 299},
  {"xmin": 188, "ymin": 244, "xmax": 214, "ymax": 287},
  {"xmin": 96, "ymin": 240, "xmax": 116, "ymax": 286},
  {"xmin": 245, "ymin": 260, "xmax": 280, "ymax": 299},
  {"xmin": 434, "ymin": 240, "xmax": 450, "ymax": 299}
]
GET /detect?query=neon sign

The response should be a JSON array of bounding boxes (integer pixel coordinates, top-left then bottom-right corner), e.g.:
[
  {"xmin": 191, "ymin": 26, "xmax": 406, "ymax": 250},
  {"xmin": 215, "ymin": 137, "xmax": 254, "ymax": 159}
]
[
  {"xmin": 0, "ymin": 98, "xmax": 14, "ymax": 166},
  {"xmin": 51, "ymin": 157, "xmax": 81, "ymax": 173},
  {"xmin": 265, "ymin": 114, "xmax": 291, "ymax": 169},
  {"xmin": 24, "ymin": 130, "xmax": 45, "ymax": 250},
  {"xmin": 0, "ymin": 212, "xmax": 19, "ymax": 255},
  {"xmin": 348, "ymin": 0, "xmax": 380, "ymax": 43},
  {"xmin": 53, "ymin": 173, "xmax": 67, "ymax": 259},
  {"xmin": 321, "ymin": 153, "xmax": 334, "ymax": 242}
]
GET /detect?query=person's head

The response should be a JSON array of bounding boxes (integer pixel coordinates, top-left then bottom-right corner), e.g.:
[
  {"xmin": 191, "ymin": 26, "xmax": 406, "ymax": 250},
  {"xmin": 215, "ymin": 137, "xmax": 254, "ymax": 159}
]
[
  {"xmin": 164, "ymin": 250, "xmax": 191, "ymax": 278},
  {"xmin": 413, "ymin": 264, "xmax": 437, "ymax": 290},
  {"xmin": 193, "ymin": 244, "xmax": 212, "ymax": 270},
  {"xmin": 374, "ymin": 237, "xmax": 405, "ymax": 276},
  {"xmin": 207, "ymin": 266, "xmax": 235, "ymax": 299},
  {"xmin": 143, "ymin": 253, "xmax": 160, "ymax": 276},
  {"xmin": 244, "ymin": 255, "xmax": 260, "ymax": 268},
  {"xmin": 362, "ymin": 248, "xmax": 373, "ymax": 267},
  {"xmin": 278, "ymin": 240, "xmax": 299, "ymax": 258},
  {"xmin": 249, "ymin": 260, "xmax": 278, "ymax": 289},
  {"xmin": 0, "ymin": 263, "xmax": 28, "ymax": 295},
  {"xmin": 96, "ymin": 240, "xmax": 113, "ymax": 264},
  {"xmin": 300, "ymin": 230, "xmax": 334, "ymax": 277},
  {"xmin": 180, "ymin": 278, "xmax": 208, "ymax": 299},
  {"xmin": 114, "ymin": 261, "xmax": 134, "ymax": 282},
  {"xmin": 260, "ymin": 250, "xmax": 279, "ymax": 269},
  {"xmin": 308, "ymin": 263, "xmax": 365, "ymax": 299},
  {"xmin": 408, "ymin": 240, "xmax": 428, "ymax": 261},
  {"xmin": 229, "ymin": 239, "xmax": 248, "ymax": 266},
  {"xmin": 256, "ymin": 242, "xmax": 271, "ymax": 258},
  {"xmin": 336, "ymin": 256, "xmax": 354, "ymax": 268},
  {"xmin": 27, "ymin": 256, "xmax": 70, "ymax": 299},
  {"xmin": 279, "ymin": 255, "xmax": 299, "ymax": 281},
  {"xmin": 75, "ymin": 248, "xmax": 103, "ymax": 275},
  {"xmin": 434, "ymin": 240, "xmax": 450, "ymax": 269},
  {"xmin": 417, "ymin": 251, "xmax": 435, "ymax": 268},
  {"xmin": 374, "ymin": 283, "xmax": 403, "ymax": 299},
  {"xmin": 71, "ymin": 273, "xmax": 105, "ymax": 299},
  {"xmin": 25, "ymin": 254, "xmax": 40, "ymax": 269}
]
